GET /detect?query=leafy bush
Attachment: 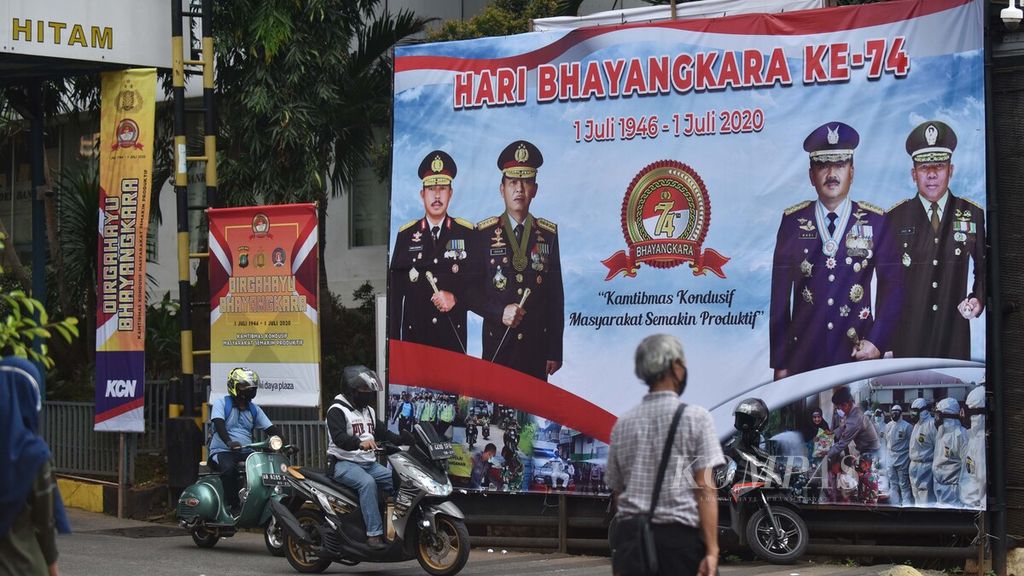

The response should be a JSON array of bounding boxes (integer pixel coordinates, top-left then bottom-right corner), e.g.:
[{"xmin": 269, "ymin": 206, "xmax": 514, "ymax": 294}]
[{"xmin": 0, "ymin": 234, "xmax": 79, "ymax": 368}]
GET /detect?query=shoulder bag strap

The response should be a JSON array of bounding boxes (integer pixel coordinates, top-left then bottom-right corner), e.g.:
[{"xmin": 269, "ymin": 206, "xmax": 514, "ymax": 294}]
[{"xmin": 648, "ymin": 403, "xmax": 687, "ymax": 516}]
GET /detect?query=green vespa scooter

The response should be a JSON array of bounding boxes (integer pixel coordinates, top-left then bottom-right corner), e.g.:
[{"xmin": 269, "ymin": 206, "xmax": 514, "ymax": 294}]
[{"xmin": 177, "ymin": 435, "xmax": 294, "ymax": 556}]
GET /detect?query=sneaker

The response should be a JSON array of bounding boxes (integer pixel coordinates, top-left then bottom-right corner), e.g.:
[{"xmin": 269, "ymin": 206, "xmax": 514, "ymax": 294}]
[{"xmin": 366, "ymin": 535, "xmax": 387, "ymax": 550}]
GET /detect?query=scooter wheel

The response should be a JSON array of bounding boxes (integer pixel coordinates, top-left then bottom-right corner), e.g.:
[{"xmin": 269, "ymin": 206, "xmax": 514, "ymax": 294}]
[
  {"xmin": 745, "ymin": 505, "xmax": 808, "ymax": 564},
  {"xmin": 264, "ymin": 517, "xmax": 286, "ymax": 557},
  {"xmin": 285, "ymin": 509, "xmax": 332, "ymax": 574},
  {"xmin": 191, "ymin": 526, "xmax": 220, "ymax": 548},
  {"xmin": 416, "ymin": 515, "xmax": 470, "ymax": 576}
]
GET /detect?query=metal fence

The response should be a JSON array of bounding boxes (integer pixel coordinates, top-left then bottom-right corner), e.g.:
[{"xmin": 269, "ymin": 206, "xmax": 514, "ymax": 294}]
[
  {"xmin": 260, "ymin": 420, "xmax": 329, "ymax": 470},
  {"xmin": 43, "ymin": 400, "xmax": 131, "ymax": 479},
  {"xmin": 42, "ymin": 380, "xmax": 330, "ymax": 480}
]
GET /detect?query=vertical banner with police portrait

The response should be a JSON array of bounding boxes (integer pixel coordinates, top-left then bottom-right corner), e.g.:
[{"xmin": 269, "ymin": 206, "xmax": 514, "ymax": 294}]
[
  {"xmin": 209, "ymin": 204, "xmax": 321, "ymax": 406},
  {"xmin": 387, "ymin": 0, "xmax": 987, "ymax": 508},
  {"xmin": 94, "ymin": 68, "xmax": 156, "ymax": 433}
]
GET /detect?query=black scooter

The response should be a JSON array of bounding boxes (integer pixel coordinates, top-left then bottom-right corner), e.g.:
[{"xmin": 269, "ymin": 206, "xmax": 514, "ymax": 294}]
[
  {"xmin": 271, "ymin": 423, "xmax": 469, "ymax": 575},
  {"xmin": 716, "ymin": 399, "xmax": 815, "ymax": 564}
]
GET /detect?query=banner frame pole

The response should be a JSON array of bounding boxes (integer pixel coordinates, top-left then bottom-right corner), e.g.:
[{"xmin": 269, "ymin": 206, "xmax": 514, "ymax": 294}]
[{"xmin": 117, "ymin": 432, "xmax": 126, "ymax": 519}]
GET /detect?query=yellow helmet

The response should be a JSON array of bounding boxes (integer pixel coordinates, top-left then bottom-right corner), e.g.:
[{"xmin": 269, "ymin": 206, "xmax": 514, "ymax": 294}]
[{"xmin": 227, "ymin": 367, "xmax": 260, "ymax": 402}]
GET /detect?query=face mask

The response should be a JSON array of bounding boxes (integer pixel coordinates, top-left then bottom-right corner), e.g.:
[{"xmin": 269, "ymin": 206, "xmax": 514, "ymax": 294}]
[
  {"xmin": 836, "ymin": 408, "xmax": 846, "ymax": 419},
  {"xmin": 677, "ymin": 371, "xmax": 688, "ymax": 397},
  {"xmin": 353, "ymin": 391, "xmax": 376, "ymax": 409}
]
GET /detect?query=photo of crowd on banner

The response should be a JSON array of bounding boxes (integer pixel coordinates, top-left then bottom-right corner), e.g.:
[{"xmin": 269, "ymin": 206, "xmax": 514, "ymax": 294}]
[
  {"xmin": 750, "ymin": 368, "xmax": 985, "ymax": 510},
  {"xmin": 386, "ymin": 385, "xmax": 609, "ymax": 495}
]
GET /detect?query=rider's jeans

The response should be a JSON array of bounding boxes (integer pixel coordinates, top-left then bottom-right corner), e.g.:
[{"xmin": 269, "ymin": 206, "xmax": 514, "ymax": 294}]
[{"xmin": 333, "ymin": 460, "xmax": 393, "ymax": 537}]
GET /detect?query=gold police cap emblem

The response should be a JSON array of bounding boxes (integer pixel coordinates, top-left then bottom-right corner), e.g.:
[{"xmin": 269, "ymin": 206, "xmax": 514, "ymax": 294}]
[
  {"xmin": 515, "ymin": 143, "xmax": 529, "ymax": 163},
  {"xmin": 431, "ymin": 155, "xmax": 444, "ymax": 173}
]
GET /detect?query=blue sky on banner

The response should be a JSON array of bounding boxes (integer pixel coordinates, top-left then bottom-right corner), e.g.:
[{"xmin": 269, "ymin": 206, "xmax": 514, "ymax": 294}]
[{"xmin": 390, "ymin": 1, "xmax": 984, "ymax": 415}]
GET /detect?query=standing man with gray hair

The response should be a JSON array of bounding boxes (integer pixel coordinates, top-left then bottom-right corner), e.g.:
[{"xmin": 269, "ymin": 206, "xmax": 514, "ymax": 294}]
[{"xmin": 606, "ymin": 334, "xmax": 724, "ymax": 576}]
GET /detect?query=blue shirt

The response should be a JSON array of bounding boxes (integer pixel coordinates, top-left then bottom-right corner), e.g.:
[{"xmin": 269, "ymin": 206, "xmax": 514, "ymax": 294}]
[{"xmin": 208, "ymin": 396, "xmax": 273, "ymax": 457}]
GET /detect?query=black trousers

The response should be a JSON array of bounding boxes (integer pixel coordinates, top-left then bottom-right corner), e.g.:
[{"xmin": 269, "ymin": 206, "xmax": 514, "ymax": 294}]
[
  {"xmin": 397, "ymin": 416, "xmax": 415, "ymax": 435},
  {"xmin": 647, "ymin": 523, "xmax": 706, "ymax": 576},
  {"xmin": 211, "ymin": 451, "xmax": 247, "ymax": 506}
]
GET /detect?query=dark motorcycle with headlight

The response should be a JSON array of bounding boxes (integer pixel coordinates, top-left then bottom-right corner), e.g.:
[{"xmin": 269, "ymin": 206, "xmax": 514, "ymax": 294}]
[
  {"xmin": 176, "ymin": 435, "xmax": 294, "ymax": 556},
  {"xmin": 271, "ymin": 423, "xmax": 469, "ymax": 575},
  {"xmin": 715, "ymin": 397, "xmax": 813, "ymax": 564}
]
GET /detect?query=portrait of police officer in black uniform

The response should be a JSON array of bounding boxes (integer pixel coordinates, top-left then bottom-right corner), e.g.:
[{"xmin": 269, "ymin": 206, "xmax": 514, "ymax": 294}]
[
  {"xmin": 880, "ymin": 121, "xmax": 984, "ymax": 359},
  {"xmin": 388, "ymin": 150, "xmax": 475, "ymax": 353},
  {"xmin": 470, "ymin": 140, "xmax": 564, "ymax": 381}
]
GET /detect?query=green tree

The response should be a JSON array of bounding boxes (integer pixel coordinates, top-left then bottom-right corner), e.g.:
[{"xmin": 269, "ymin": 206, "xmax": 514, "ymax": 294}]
[
  {"xmin": 212, "ymin": 0, "xmax": 430, "ymax": 208},
  {"xmin": 429, "ymin": 0, "xmax": 564, "ymax": 41},
  {"xmin": 0, "ymin": 234, "xmax": 79, "ymax": 371}
]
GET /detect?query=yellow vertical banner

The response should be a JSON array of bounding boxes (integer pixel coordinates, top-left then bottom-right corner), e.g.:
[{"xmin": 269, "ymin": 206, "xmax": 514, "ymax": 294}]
[{"xmin": 94, "ymin": 68, "xmax": 156, "ymax": 432}]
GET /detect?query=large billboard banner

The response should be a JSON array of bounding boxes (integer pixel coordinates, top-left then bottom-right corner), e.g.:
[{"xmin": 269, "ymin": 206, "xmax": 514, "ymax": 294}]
[
  {"xmin": 94, "ymin": 68, "xmax": 156, "ymax": 433},
  {"xmin": 388, "ymin": 0, "xmax": 986, "ymax": 509},
  {"xmin": 208, "ymin": 204, "xmax": 321, "ymax": 407}
]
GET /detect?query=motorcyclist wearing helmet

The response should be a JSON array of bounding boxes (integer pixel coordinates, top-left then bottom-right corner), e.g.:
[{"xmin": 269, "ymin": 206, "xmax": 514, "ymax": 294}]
[
  {"xmin": 932, "ymin": 397, "xmax": 968, "ymax": 507},
  {"xmin": 208, "ymin": 367, "xmax": 282, "ymax": 509},
  {"xmin": 733, "ymin": 397, "xmax": 768, "ymax": 455},
  {"xmin": 908, "ymin": 397, "xmax": 937, "ymax": 504},
  {"xmin": 326, "ymin": 366, "xmax": 410, "ymax": 550}
]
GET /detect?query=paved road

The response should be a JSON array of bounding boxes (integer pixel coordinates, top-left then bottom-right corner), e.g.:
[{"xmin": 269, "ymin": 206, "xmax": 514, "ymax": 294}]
[{"xmin": 57, "ymin": 509, "xmax": 914, "ymax": 576}]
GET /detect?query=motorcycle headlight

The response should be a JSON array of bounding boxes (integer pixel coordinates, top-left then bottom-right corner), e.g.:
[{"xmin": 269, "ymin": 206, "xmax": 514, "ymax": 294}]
[
  {"xmin": 402, "ymin": 466, "xmax": 452, "ymax": 497},
  {"xmin": 269, "ymin": 436, "xmax": 284, "ymax": 451}
]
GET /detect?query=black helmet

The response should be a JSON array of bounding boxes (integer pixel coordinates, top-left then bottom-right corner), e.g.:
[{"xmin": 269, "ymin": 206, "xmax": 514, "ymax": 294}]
[
  {"xmin": 733, "ymin": 398, "xmax": 769, "ymax": 433},
  {"xmin": 227, "ymin": 367, "xmax": 259, "ymax": 403},
  {"xmin": 342, "ymin": 365, "xmax": 382, "ymax": 409}
]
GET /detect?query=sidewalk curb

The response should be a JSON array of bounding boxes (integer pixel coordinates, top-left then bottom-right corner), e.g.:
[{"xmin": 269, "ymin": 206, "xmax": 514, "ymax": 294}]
[{"xmin": 58, "ymin": 477, "xmax": 105, "ymax": 513}]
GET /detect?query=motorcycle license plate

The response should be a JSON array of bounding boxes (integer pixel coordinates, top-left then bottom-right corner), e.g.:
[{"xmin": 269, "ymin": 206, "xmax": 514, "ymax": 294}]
[
  {"xmin": 428, "ymin": 441, "xmax": 455, "ymax": 460},
  {"xmin": 262, "ymin": 473, "xmax": 289, "ymax": 486}
]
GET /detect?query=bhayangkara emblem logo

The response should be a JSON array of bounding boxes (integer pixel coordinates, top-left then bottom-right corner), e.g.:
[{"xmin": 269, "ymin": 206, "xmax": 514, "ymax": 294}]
[
  {"xmin": 602, "ymin": 160, "xmax": 729, "ymax": 280},
  {"xmin": 251, "ymin": 213, "xmax": 271, "ymax": 238},
  {"xmin": 112, "ymin": 119, "xmax": 143, "ymax": 150}
]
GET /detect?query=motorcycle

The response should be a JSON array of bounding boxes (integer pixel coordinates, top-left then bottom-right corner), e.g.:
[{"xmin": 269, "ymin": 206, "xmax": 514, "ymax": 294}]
[
  {"xmin": 480, "ymin": 417, "xmax": 490, "ymax": 440},
  {"xmin": 465, "ymin": 419, "xmax": 478, "ymax": 447},
  {"xmin": 177, "ymin": 435, "xmax": 295, "ymax": 556},
  {"xmin": 271, "ymin": 423, "xmax": 470, "ymax": 575},
  {"xmin": 716, "ymin": 398, "xmax": 816, "ymax": 564}
]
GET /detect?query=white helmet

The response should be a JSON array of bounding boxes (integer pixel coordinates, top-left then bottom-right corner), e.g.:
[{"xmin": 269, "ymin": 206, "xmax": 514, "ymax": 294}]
[
  {"xmin": 911, "ymin": 398, "xmax": 928, "ymax": 411},
  {"xmin": 936, "ymin": 397, "xmax": 960, "ymax": 416},
  {"xmin": 966, "ymin": 386, "xmax": 986, "ymax": 409}
]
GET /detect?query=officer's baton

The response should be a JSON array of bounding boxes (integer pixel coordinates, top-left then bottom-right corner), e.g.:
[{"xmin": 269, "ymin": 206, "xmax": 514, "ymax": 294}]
[
  {"xmin": 425, "ymin": 271, "xmax": 466, "ymax": 354},
  {"xmin": 491, "ymin": 288, "xmax": 531, "ymax": 363}
]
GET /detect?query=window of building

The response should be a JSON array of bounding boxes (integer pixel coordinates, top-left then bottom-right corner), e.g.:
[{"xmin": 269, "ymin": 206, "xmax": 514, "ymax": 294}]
[{"xmin": 349, "ymin": 163, "xmax": 389, "ymax": 247}]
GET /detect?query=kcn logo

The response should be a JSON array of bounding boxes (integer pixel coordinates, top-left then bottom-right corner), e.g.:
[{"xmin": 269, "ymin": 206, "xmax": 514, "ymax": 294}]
[{"xmin": 105, "ymin": 379, "xmax": 137, "ymax": 398}]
